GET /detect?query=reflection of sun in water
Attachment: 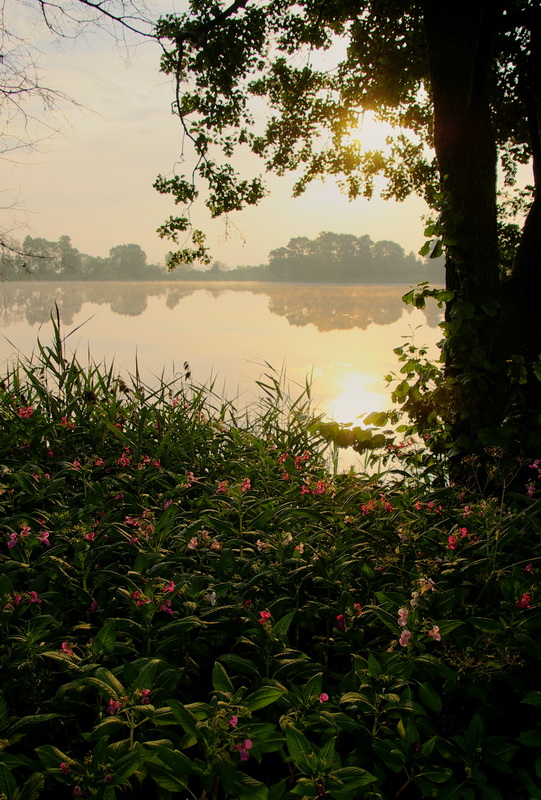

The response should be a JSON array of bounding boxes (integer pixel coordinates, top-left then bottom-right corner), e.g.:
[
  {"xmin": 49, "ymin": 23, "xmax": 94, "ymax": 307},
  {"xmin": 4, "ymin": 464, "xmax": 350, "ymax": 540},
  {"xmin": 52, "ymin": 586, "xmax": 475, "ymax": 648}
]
[{"xmin": 324, "ymin": 372, "xmax": 388, "ymax": 425}]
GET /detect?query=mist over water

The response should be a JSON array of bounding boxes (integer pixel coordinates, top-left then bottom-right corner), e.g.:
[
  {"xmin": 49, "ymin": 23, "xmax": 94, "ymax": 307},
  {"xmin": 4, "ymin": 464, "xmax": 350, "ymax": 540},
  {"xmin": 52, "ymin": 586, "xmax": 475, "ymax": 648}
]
[{"xmin": 0, "ymin": 281, "xmax": 443, "ymax": 438}]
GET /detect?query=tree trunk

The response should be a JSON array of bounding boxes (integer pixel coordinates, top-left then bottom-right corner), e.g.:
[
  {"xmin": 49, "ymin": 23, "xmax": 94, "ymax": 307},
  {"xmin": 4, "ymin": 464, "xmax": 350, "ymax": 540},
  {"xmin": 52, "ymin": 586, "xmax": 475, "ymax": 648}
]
[{"xmin": 422, "ymin": 0, "xmax": 506, "ymax": 450}]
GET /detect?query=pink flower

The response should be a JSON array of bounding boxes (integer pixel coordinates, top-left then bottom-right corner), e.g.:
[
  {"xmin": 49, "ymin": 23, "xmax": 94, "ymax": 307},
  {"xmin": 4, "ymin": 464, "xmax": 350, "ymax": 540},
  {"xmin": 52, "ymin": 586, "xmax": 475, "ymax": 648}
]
[
  {"xmin": 398, "ymin": 607, "xmax": 409, "ymax": 627},
  {"xmin": 516, "ymin": 593, "xmax": 532, "ymax": 609},
  {"xmin": 17, "ymin": 406, "xmax": 34, "ymax": 419},
  {"xmin": 526, "ymin": 484, "xmax": 536, "ymax": 498},
  {"xmin": 26, "ymin": 591, "xmax": 41, "ymax": 605},
  {"xmin": 354, "ymin": 602, "xmax": 362, "ymax": 615},
  {"xmin": 85, "ymin": 531, "xmax": 95, "ymax": 542},
  {"xmin": 319, "ymin": 693, "xmax": 329, "ymax": 703},
  {"xmin": 187, "ymin": 536, "xmax": 198, "ymax": 550},
  {"xmin": 7, "ymin": 532, "xmax": 18, "ymax": 549},
  {"xmin": 524, "ymin": 564, "xmax": 534, "ymax": 575},
  {"xmin": 164, "ymin": 581, "xmax": 175, "ymax": 593},
  {"xmin": 259, "ymin": 610, "xmax": 272, "ymax": 624},
  {"xmin": 88, "ymin": 601, "xmax": 99, "ymax": 613},
  {"xmin": 60, "ymin": 416, "xmax": 74, "ymax": 429},
  {"xmin": 209, "ymin": 538, "xmax": 221, "ymax": 552},
  {"xmin": 94, "ymin": 457, "xmax": 104, "ymax": 467},
  {"xmin": 72, "ymin": 461, "xmax": 81, "ymax": 470},
  {"xmin": 73, "ymin": 787, "xmax": 82, "ymax": 798},
  {"xmin": 39, "ymin": 531, "xmax": 50, "ymax": 546},
  {"xmin": 336, "ymin": 614, "xmax": 346, "ymax": 631},
  {"xmin": 107, "ymin": 698, "xmax": 123, "ymax": 715},
  {"xmin": 240, "ymin": 478, "xmax": 251, "ymax": 493},
  {"xmin": 462, "ymin": 505, "xmax": 472, "ymax": 517},
  {"xmin": 234, "ymin": 739, "xmax": 253, "ymax": 761},
  {"xmin": 228, "ymin": 715, "xmax": 238, "ymax": 727},
  {"xmin": 61, "ymin": 642, "xmax": 74, "ymax": 655},
  {"xmin": 399, "ymin": 629, "xmax": 411, "ymax": 647},
  {"xmin": 159, "ymin": 599, "xmax": 173, "ymax": 614},
  {"xmin": 414, "ymin": 501, "xmax": 423, "ymax": 510},
  {"xmin": 216, "ymin": 480, "xmax": 228, "ymax": 494},
  {"xmin": 427, "ymin": 625, "xmax": 442, "ymax": 642},
  {"xmin": 59, "ymin": 762, "xmax": 70, "ymax": 775},
  {"xmin": 459, "ymin": 527, "xmax": 468, "ymax": 538},
  {"xmin": 139, "ymin": 689, "xmax": 151, "ymax": 705},
  {"xmin": 163, "ymin": 499, "xmax": 173, "ymax": 509},
  {"xmin": 447, "ymin": 535, "xmax": 457, "ymax": 550}
]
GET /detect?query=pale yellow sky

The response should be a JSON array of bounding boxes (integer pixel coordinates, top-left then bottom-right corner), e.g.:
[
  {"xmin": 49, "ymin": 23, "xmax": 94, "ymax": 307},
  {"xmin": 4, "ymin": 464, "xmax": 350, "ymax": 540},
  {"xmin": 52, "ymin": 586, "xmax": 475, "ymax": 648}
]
[{"xmin": 4, "ymin": 2, "xmax": 431, "ymax": 268}]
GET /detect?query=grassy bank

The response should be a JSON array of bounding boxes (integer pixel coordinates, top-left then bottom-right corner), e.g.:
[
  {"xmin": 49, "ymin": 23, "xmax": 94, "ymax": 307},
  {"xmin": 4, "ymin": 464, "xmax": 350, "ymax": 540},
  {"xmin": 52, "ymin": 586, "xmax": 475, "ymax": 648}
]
[{"xmin": 1, "ymin": 321, "xmax": 541, "ymax": 800}]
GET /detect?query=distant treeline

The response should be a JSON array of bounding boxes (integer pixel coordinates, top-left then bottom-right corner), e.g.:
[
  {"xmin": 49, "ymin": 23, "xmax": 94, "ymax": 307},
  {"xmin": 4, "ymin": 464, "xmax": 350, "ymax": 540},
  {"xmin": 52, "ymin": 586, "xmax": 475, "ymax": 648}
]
[{"xmin": 2, "ymin": 232, "xmax": 444, "ymax": 284}]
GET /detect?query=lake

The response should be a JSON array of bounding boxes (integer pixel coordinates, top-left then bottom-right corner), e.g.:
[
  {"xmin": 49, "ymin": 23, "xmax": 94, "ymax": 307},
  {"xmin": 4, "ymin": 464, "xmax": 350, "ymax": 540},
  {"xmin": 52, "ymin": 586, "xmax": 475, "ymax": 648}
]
[{"xmin": 0, "ymin": 281, "xmax": 443, "ymax": 447}]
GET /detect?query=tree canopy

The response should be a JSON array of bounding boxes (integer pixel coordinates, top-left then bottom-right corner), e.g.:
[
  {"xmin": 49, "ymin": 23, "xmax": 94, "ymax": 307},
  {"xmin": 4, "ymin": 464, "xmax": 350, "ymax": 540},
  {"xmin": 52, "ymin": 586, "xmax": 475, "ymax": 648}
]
[{"xmin": 153, "ymin": 0, "xmax": 541, "ymax": 468}]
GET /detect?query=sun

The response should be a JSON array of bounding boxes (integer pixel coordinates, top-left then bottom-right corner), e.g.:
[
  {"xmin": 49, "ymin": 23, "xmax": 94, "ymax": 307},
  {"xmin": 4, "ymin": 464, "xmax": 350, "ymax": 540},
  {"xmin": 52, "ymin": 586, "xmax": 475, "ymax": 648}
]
[{"xmin": 323, "ymin": 371, "xmax": 388, "ymax": 425}]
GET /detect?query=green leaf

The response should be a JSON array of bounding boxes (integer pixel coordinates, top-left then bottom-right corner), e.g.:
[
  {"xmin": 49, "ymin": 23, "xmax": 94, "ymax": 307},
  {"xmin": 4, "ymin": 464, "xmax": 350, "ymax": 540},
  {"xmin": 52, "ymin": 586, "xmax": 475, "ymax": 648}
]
[
  {"xmin": 329, "ymin": 766, "xmax": 378, "ymax": 792},
  {"xmin": 145, "ymin": 765, "xmax": 188, "ymax": 792},
  {"xmin": 436, "ymin": 784, "xmax": 465, "ymax": 800},
  {"xmin": 90, "ymin": 667, "xmax": 126, "ymax": 698},
  {"xmin": 418, "ymin": 682, "xmax": 442, "ymax": 713},
  {"xmin": 234, "ymin": 773, "xmax": 268, "ymax": 800},
  {"xmin": 17, "ymin": 772, "xmax": 45, "ymax": 800},
  {"xmin": 363, "ymin": 411, "xmax": 389, "ymax": 427},
  {"xmin": 91, "ymin": 620, "xmax": 117, "ymax": 656},
  {"xmin": 285, "ymin": 725, "xmax": 317, "ymax": 776},
  {"xmin": 83, "ymin": 717, "xmax": 126, "ymax": 741},
  {"xmin": 108, "ymin": 744, "xmax": 148, "ymax": 787},
  {"xmin": 517, "ymin": 729, "xmax": 541, "ymax": 747},
  {"xmin": 218, "ymin": 653, "xmax": 259, "ymax": 676},
  {"xmin": 272, "ymin": 611, "xmax": 295, "ymax": 639},
  {"xmin": 245, "ymin": 686, "xmax": 284, "ymax": 711},
  {"xmin": 0, "ymin": 692, "xmax": 7, "ymax": 732},
  {"xmin": 0, "ymin": 764, "xmax": 16, "ymax": 800},
  {"xmin": 465, "ymin": 712, "xmax": 484, "ymax": 750},
  {"xmin": 212, "ymin": 661, "xmax": 234, "ymax": 695},
  {"xmin": 35, "ymin": 745, "xmax": 72, "ymax": 771},
  {"xmin": 420, "ymin": 767, "xmax": 454, "ymax": 783},
  {"xmin": 167, "ymin": 700, "xmax": 199, "ymax": 735},
  {"xmin": 468, "ymin": 617, "xmax": 503, "ymax": 634}
]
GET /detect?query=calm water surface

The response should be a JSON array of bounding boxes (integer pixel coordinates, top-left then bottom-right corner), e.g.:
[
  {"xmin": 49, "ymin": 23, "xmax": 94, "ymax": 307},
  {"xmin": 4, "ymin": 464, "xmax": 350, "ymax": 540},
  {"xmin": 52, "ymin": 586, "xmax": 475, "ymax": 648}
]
[{"xmin": 0, "ymin": 281, "xmax": 442, "ymax": 432}]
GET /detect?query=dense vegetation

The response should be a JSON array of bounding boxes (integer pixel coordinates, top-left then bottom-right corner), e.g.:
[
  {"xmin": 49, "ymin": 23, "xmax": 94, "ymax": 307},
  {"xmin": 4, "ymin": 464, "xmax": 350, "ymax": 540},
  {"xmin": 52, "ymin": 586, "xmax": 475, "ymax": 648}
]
[
  {"xmin": 2, "ymin": 320, "xmax": 541, "ymax": 800},
  {"xmin": 2, "ymin": 233, "xmax": 441, "ymax": 285}
]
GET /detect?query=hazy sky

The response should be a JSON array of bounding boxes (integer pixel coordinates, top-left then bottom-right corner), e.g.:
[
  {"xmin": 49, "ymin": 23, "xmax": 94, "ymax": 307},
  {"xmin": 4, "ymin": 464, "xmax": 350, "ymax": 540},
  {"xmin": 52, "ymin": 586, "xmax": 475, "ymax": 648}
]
[{"xmin": 5, "ymin": 1, "xmax": 432, "ymax": 268}]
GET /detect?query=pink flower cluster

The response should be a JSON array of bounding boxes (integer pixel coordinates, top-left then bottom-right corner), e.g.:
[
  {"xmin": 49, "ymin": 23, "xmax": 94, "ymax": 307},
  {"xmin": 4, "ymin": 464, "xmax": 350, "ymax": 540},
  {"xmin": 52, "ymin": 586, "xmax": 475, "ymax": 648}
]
[
  {"xmin": 124, "ymin": 510, "xmax": 154, "ymax": 543},
  {"xmin": 233, "ymin": 739, "xmax": 252, "ymax": 761},
  {"xmin": 516, "ymin": 593, "xmax": 532, "ymax": 609},
  {"xmin": 258, "ymin": 610, "xmax": 272, "ymax": 625},
  {"xmin": 361, "ymin": 495, "xmax": 394, "ymax": 515},
  {"xmin": 301, "ymin": 479, "xmax": 330, "ymax": 496},
  {"xmin": 414, "ymin": 500, "xmax": 443, "ymax": 513},
  {"xmin": 187, "ymin": 531, "xmax": 221, "ymax": 552},
  {"xmin": 17, "ymin": 406, "xmax": 34, "ymax": 419}
]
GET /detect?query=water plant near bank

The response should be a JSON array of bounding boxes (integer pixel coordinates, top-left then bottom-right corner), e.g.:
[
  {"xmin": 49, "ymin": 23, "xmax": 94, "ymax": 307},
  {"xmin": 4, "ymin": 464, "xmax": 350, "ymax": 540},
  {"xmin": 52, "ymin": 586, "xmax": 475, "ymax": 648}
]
[{"xmin": 1, "ymin": 318, "xmax": 541, "ymax": 800}]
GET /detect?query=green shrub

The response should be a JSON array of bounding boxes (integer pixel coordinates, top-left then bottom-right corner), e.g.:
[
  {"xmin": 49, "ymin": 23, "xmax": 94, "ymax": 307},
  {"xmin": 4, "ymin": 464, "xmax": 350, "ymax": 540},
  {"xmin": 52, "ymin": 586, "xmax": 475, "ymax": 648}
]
[{"xmin": 1, "ymin": 318, "xmax": 541, "ymax": 799}]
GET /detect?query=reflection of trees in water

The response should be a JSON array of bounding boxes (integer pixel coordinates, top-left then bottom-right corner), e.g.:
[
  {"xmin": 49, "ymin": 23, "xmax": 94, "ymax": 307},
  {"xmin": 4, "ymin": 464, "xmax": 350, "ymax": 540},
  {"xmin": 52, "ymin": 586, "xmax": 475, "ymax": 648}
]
[
  {"xmin": 0, "ymin": 281, "xmax": 443, "ymax": 332},
  {"xmin": 249, "ymin": 284, "xmax": 443, "ymax": 331}
]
